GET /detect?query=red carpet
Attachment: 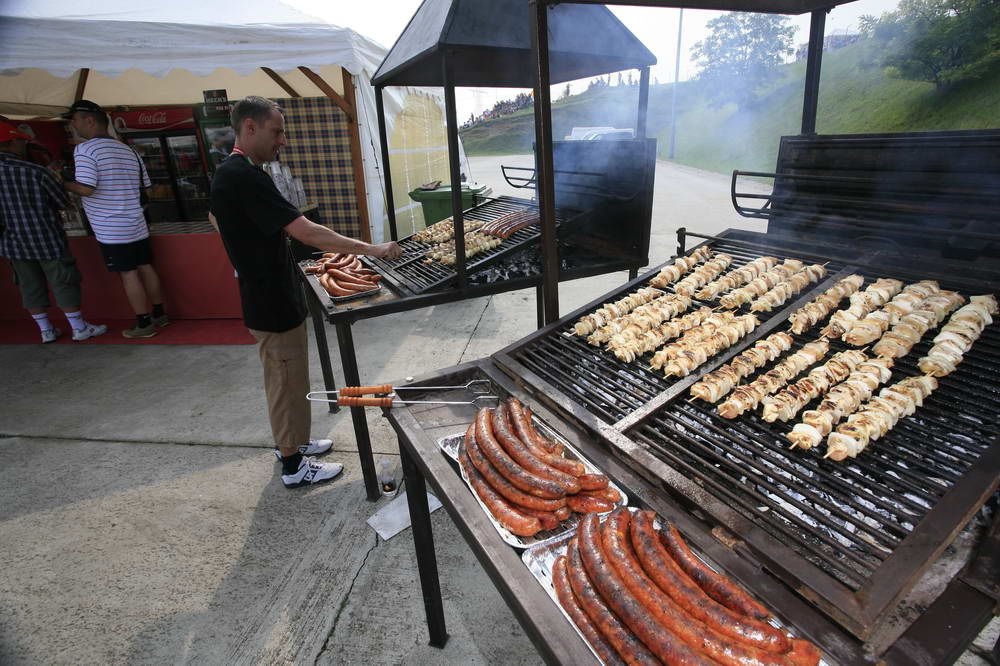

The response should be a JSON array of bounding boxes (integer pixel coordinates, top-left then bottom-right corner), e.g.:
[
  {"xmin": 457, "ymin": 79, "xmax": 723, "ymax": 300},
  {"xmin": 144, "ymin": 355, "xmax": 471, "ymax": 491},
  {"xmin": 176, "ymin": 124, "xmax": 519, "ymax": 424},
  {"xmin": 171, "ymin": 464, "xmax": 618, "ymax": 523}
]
[{"xmin": 0, "ymin": 318, "xmax": 255, "ymax": 345}]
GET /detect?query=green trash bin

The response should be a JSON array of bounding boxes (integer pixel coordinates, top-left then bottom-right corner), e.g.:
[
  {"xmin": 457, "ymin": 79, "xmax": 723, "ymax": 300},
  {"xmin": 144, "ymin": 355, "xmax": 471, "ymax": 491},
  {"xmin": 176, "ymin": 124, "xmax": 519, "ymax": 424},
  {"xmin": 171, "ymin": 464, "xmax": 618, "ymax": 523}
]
[{"xmin": 408, "ymin": 182, "xmax": 493, "ymax": 227}]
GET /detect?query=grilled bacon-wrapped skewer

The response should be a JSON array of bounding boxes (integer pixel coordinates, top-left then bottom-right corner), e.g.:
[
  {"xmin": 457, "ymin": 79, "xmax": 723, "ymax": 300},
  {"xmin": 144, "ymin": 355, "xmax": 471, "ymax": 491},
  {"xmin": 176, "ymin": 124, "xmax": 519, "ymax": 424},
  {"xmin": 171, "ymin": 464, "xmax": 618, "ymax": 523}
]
[
  {"xmin": 573, "ymin": 287, "xmax": 664, "ymax": 336},
  {"xmin": 918, "ymin": 294, "xmax": 998, "ymax": 376},
  {"xmin": 690, "ymin": 332, "xmax": 794, "ymax": 403},
  {"xmin": 587, "ymin": 294, "xmax": 692, "ymax": 346},
  {"xmin": 821, "ymin": 278, "xmax": 904, "ymax": 339},
  {"xmin": 608, "ymin": 306, "xmax": 714, "ymax": 363},
  {"xmin": 787, "ymin": 274, "xmax": 864, "ymax": 334},
  {"xmin": 648, "ymin": 246, "xmax": 713, "ymax": 288},
  {"xmin": 672, "ymin": 254, "xmax": 734, "ymax": 297},
  {"xmin": 824, "ymin": 375, "xmax": 938, "ymax": 461},
  {"xmin": 842, "ymin": 280, "xmax": 941, "ymax": 346},
  {"xmin": 653, "ymin": 314, "xmax": 759, "ymax": 377},
  {"xmin": 787, "ymin": 358, "xmax": 894, "ymax": 450},
  {"xmin": 695, "ymin": 256, "xmax": 778, "ymax": 301},
  {"xmin": 749, "ymin": 263, "xmax": 828, "ymax": 313},
  {"xmin": 761, "ymin": 349, "xmax": 867, "ymax": 423},
  {"xmin": 718, "ymin": 259, "xmax": 805, "ymax": 310},
  {"xmin": 873, "ymin": 291, "xmax": 964, "ymax": 359},
  {"xmin": 717, "ymin": 339, "xmax": 829, "ymax": 419}
]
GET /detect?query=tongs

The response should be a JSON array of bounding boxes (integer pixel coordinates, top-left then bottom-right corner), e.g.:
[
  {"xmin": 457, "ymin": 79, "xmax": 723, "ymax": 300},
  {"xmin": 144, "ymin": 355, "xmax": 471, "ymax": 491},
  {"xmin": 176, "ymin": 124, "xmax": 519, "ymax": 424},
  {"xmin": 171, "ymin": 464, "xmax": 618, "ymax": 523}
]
[{"xmin": 306, "ymin": 379, "xmax": 498, "ymax": 408}]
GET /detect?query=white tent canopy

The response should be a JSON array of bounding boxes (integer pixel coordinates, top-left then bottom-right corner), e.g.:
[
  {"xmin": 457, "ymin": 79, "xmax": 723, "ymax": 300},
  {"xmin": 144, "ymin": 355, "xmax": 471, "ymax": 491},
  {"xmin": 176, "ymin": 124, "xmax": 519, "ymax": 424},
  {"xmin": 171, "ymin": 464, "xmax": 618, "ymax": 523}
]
[{"xmin": 0, "ymin": 0, "xmax": 460, "ymax": 242}]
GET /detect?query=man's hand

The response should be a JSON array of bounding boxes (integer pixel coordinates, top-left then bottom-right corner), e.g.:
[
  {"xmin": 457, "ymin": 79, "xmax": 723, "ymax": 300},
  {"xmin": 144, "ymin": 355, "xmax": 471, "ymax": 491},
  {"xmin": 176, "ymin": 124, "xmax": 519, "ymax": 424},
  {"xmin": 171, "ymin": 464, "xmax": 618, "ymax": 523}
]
[{"xmin": 369, "ymin": 241, "xmax": 402, "ymax": 260}]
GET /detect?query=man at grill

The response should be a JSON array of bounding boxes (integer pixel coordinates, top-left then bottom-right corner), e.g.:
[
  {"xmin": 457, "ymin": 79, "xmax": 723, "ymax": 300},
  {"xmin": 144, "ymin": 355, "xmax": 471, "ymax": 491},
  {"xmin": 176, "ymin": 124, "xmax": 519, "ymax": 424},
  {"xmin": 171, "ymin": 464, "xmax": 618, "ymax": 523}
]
[
  {"xmin": 210, "ymin": 95, "xmax": 401, "ymax": 489},
  {"xmin": 0, "ymin": 120, "xmax": 107, "ymax": 343}
]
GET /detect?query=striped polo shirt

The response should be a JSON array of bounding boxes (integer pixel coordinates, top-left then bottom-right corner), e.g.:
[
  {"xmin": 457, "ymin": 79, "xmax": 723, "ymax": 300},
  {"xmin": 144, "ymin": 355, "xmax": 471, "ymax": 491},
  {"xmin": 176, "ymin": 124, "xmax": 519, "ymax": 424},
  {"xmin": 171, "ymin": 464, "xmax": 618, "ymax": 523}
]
[{"xmin": 73, "ymin": 137, "xmax": 151, "ymax": 244}]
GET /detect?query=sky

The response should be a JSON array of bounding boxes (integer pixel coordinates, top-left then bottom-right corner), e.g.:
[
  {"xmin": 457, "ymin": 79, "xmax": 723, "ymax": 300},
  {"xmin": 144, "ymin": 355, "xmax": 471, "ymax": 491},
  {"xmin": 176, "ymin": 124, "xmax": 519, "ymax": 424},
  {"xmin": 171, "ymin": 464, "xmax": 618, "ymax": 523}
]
[{"xmin": 286, "ymin": 0, "xmax": 901, "ymax": 119}]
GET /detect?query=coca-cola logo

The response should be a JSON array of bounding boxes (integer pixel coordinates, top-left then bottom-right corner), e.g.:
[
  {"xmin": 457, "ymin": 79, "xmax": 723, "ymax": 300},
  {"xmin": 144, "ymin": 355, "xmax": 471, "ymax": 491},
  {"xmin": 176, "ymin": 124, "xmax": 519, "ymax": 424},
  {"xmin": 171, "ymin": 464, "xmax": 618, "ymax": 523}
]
[{"xmin": 137, "ymin": 111, "xmax": 168, "ymax": 126}]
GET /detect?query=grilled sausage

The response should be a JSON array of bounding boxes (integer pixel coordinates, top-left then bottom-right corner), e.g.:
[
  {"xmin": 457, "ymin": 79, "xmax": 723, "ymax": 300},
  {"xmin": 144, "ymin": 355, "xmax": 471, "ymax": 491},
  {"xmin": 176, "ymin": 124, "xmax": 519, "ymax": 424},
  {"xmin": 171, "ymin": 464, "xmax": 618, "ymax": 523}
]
[
  {"xmin": 474, "ymin": 408, "xmax": 565, "ymax": 499},
  {"xmin": 578, "ymin": 514, "xmax": 712, "ymax": 665},
  {"xmin": 463, "ymin": 425, "xmax": 567, "ymax": 512},
  {"xmin": 581, "ymin": 487, "xmax": 624, "ymax": 504},
  {"xmin": 568, "ymin": 495, "xmax": 616, "ymax": 514},
  {"xmin": 659, "ymin": 523, "xmax": 772, "ymax": 622},
  {"xmin": 553, "ymin": 506, "xmax": 572, "ymax": 522},
  {"xmin": 601, "ymin": 510, "xmax": 797, "ymax": 666},
  {"xmin": 566, "ymin": 541, "xmax": 660, "ymax": 666},
  {"xmin": 519, "ymin": 507, "xmax": 561, "ymax": 531},
  {"xmin": 552, "ymin": 555, "xmax": 625, "ymax": 666},
  {"xmin": 319, "ymin": 274, "xmax": 354, "ymax": 297},
  {"xmin": 457, "ymin": 436, "xmax": 540, "ymax": 537},
  {"xmin": 577, "ymin": 474, "xmax": 610, "ymax": 491},
  {"xmin": 507, "ymin": 399, "xmax": 583, "ymax": 475},
  {"xmin": 629, "ymin": 511, "xmax": 790, "ymax": 653},
  {"xmin": 491, "ymin": 405, "xmax": 581, "ymax": 494},
  {"xmin": 520, "ymin": 403, "xmax": 565, "ymax": 455}
]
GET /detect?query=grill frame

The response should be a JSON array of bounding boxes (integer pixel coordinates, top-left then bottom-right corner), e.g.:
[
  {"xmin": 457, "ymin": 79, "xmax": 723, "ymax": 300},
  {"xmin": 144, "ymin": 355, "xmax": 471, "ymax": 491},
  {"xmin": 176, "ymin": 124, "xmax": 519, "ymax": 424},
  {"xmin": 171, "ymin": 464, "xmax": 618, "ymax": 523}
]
[{"xmin": 492, "ymin": 229, "xmax": 1000, "ymax": 639}]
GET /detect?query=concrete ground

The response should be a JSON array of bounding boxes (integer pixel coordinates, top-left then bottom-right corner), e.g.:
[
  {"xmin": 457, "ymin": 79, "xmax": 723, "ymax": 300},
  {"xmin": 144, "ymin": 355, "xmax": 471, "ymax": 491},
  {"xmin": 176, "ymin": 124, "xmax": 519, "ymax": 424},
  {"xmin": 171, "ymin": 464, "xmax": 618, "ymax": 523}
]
[{"xmin": 2, "ymin": 159, "xmax": 996, "ymax": 665}]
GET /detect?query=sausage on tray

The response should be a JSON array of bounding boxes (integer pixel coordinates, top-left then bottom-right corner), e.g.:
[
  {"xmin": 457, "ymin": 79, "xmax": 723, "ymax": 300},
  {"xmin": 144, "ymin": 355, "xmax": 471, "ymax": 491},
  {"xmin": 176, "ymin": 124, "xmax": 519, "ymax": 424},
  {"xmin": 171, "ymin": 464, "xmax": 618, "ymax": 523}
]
[
  {"xmin": 492, "ymin": 405, "xmax": 581, "ymax": 493},
  {"xmin": 507, "ymin": 399, "xmax": 581, "ymax": 473},
  {"xmin": 457, "ymin": 434, "xmax": 541, "ymax": 537},
  {"xmin": 580, "ymin": 487, "xmax": 623, "ymax": 504},
  {"xmin": 629, "ymin": 511, "xmax": 790, "ymax": 653},
  {"xmin": 552, "ymin": 555, "xmax": 626, "ymax": 666},
  {"xmin": 519, "ymin": 507, "xmax": 561, "ymax": 531},
  {"xmin": 568, "ymin": 495, "xmax": 616, "ymax": 514},
  {"xmin": 600, "ymin": 510, "xmax": 797, "ymax": 666},
  {"xmin": 474, "ymin": 408, "xmax": 566, "ymax": 499},
  {"xmin": 659, "ymin": 523, "xmax": 772, "ymax": 622},
  {"xmin": 463, "ymin": 425, "xmax": 567, "ymax": 512},
  {"xmin": 577, "ymin": 474, "xmax": 610, "ymax": 491},
  {"xmin": 566, "ymin": 540, "xmax": 660, "ymax": 666},
  {"xmin": 578, "ymin": 513, "xmax": 713, "ymax": 665},
  {"xmin": 518, "ymin": 403, "xmax": 565, "ymax": 455}
]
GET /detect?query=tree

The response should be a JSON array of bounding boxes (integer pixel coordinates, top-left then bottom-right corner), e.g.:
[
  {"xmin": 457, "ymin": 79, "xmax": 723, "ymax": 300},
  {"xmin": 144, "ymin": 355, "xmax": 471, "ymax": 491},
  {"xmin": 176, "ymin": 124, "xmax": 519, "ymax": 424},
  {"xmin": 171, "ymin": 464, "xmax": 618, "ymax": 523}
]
[
  {"xmin": 691, "ymin": 12, "xmax": 796, "ymax": 107},
  {"xmin": 860, "ymin": 0, "xmax": 1000, "ymax": 89}
]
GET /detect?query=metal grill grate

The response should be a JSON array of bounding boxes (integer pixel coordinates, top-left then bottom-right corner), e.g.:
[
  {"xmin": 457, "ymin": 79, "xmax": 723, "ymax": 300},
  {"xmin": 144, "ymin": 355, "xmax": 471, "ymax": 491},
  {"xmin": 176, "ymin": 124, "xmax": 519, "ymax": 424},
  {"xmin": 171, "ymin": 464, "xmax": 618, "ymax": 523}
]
[{"xmin": 365, "ymin": 195, "xmax": 577, "ymax": 294}]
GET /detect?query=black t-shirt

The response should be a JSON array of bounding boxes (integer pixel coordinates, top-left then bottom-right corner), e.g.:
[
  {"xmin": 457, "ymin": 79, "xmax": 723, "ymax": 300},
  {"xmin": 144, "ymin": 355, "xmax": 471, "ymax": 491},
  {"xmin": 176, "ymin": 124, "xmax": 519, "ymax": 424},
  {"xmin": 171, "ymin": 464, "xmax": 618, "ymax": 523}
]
[{"xmin": 210, "ymin": 154, "xmax": 306, "ymax": 332}]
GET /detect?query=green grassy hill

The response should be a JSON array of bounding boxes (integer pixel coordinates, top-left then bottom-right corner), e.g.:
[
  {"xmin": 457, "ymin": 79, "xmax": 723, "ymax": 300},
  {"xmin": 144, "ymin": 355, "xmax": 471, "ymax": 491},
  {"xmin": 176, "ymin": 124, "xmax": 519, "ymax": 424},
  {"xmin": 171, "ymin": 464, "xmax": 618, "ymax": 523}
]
[{"xmin": 459, "ymin": 39, "xmax": 1000, "ymax": 175}]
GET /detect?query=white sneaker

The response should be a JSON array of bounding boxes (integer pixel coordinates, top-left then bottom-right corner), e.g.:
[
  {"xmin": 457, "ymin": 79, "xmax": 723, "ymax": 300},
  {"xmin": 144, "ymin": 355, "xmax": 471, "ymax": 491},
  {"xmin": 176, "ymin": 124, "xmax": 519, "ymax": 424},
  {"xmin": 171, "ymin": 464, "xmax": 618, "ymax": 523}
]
[
  {"xmin": 72, "ymin": 322, "xmax": 108, "ymax": 341},
  {"xmin": 273, "ymin": 438, "xmax": 333, "ymax": 460},
  {"xmin": 41, "ymin": 327, "xmax": 62, "ymax": 344},
  {"xmin": 281, "ymin": 457, "xmax": 344, "ymax": 488}
]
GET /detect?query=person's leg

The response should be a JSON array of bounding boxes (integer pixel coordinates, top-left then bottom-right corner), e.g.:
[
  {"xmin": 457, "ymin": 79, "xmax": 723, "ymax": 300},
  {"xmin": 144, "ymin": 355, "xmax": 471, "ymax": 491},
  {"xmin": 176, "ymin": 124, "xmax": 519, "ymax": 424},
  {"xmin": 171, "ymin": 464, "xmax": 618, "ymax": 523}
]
[
  {"xmin": 137, "ymin": 264, "xmax": 163, "ymax": 305},
  {"xmin": 9, "ymin": 260, "xmax": 60, "ymax": 342},
  {"xmin": 39, "ymin": 256, "xmax": 104, "ymax": 339},
  {"xmin": 134, "ymin": 239, "xmax": 167, "ymax": 326},
  {"xmin": 120, "ymin": 270, "xmax": 149, "ymax": 315}
]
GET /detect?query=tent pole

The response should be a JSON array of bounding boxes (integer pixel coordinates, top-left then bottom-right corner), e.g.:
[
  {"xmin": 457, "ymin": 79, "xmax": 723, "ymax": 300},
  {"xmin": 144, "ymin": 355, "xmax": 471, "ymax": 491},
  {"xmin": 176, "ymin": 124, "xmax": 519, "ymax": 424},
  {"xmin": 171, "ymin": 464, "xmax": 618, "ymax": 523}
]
[
  {"xmin": 442, "ymin": 54, "xmax": 468, "ymax": 289},
  {"xmin": 260, "ymin": 67, "xmax": 301, "ymax": 98},
  {"xmin": 637, "ymin": 66, "xmax": 650, "ymax": 138},
  {"xmin": 531, "ymin": 0, "xmax": 559, "ymax": 325},
  {"xmin": 343, "ymin": 70, "xmax": 372, "ymax": 243},
  {"xmin": 801, "ymin": 9, "xmax": 826, "ymax": 135},
  {"xmin": 375, "ymin": 86, "xmax": 399, "ymax": 242},
  {"xmin": 74, "ymin": 68, "xmax": 89, "ymax": 102}
]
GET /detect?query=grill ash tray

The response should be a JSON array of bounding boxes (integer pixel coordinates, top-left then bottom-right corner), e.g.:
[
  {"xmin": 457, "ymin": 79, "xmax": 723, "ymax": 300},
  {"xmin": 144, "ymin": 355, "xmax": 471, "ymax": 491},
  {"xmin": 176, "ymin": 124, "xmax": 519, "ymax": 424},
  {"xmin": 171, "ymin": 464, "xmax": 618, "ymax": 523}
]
[
  {"xmin": 437, "ymin": 421, "xmax": 627, "ymax": 550},
  {"xmin": 521, "ymin": 508, "xmax": 825, "ymax": 666}
]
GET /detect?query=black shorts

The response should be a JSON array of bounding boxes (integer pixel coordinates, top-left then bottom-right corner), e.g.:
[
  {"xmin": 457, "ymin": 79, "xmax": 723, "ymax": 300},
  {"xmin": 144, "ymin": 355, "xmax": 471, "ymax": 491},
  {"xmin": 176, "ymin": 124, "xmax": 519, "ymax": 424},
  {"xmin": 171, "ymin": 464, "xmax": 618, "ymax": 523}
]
[{"xmin": 98, "ymin": 238, "xmax": 153, "ymax": 272}]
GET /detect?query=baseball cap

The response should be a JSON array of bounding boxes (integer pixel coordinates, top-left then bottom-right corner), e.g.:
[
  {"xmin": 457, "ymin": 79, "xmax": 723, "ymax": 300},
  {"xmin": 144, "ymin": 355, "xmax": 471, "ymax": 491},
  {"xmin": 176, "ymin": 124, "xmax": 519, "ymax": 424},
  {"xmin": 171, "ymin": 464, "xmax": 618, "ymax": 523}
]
[
  {"xmin": 0, "ymin": 120, "xmax": 32, "ymax": 142},
  {"xmin": 61, "ymin": 99, "xmax": 106, "ymax": 119}
]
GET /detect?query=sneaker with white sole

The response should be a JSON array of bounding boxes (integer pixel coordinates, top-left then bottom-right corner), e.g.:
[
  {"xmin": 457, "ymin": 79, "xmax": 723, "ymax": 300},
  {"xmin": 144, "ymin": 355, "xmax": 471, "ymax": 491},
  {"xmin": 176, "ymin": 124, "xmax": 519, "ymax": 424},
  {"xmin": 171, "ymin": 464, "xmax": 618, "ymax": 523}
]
[
  {"xmin": 123, "ymin": 323, "xmax": 157, "ymax": 339},
  {"xmin": 152, "ymin": 314, "xmax": 170, "ymax": 328},
  {"xmin": 72, "ymin": 322, "xmax": 108, "ymax": 341},
  {"xmin": 281, "ymin": 457, "xmax": 344, "ymax": 488},
  {"xmin": 41, "ymin": 327, "xmax": 62, "ymax": 344},
  {"xmin": 273, "ymin": 438, "xmax": 334, "ymax": 460}
]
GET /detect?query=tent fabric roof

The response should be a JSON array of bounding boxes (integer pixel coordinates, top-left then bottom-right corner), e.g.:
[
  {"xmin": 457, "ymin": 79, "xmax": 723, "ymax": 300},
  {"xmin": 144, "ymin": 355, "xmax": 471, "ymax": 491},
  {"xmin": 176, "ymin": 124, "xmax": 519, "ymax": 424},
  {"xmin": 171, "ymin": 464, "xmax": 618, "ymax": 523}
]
[
  {"xmin": 558, "ymin": 0, "xmax": 857, "ymax": 13},
  {"xmin": 372, "ymin": 0, "xmax": 657, "ymax": 88}
]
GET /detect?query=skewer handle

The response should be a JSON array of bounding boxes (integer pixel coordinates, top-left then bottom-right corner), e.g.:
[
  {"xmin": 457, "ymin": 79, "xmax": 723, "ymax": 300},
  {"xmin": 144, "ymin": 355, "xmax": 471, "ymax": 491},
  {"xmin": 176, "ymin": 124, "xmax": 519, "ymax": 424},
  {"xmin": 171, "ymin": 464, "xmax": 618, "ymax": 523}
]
[
  {"xmin": 338, "ymin": 396, "xmax": 394, "ymax": 408},
  {"xmin": 340, "ymin": 384, "xmax": 393, "ymax": 397}
]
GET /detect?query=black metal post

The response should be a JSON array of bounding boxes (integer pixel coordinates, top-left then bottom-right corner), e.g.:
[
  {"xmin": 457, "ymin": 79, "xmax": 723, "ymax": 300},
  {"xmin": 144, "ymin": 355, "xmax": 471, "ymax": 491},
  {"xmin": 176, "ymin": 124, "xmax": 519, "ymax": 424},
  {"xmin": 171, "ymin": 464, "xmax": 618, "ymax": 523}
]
[
  {"xmin": 637, "ymin": 67, "xmax": 650, "ymax": 139},
  {"xmin": 801, "ymin": 9, "xmax": 826, "ymax": 135},
  {"xmin": 628, "ymin": 267, "xmax": 639, "ymax": 280},
  {"xmin": 442, "ymin": 55, "xmax": 468, "ymax": 289},
  {"xmin": 676, "ymin": 226, "xmax": 687, "ymax": 256},
  {"xmin": 531, "ymin": 0, "xmax": 560, "ymax": 325},
  {"xmin": 306, "ymin": 286, "xmax": 338, "ymax": 414},
  {"xmin": 334, "ymin": 320, "xmax": 380, "ymax": 500},
  {"xmin": 535, "ymin": 282, "xmax": 544, "ymax": 330},
  {"xmin": 399, "ymin": 441, "xmax": 448, "ymax": 648},
  {"xmin": 374, "ymin": 85, "xmax": 399, "ymax": 241}
]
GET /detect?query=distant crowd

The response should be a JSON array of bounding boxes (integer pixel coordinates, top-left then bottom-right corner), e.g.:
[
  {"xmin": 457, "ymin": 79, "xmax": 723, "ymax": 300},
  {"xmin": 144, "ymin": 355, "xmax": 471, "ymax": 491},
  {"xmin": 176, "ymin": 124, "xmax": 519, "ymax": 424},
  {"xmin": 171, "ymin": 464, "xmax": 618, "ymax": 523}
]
[{"xmin": 461, "ymin": 92, "xmax": 534, "ymax": 129}]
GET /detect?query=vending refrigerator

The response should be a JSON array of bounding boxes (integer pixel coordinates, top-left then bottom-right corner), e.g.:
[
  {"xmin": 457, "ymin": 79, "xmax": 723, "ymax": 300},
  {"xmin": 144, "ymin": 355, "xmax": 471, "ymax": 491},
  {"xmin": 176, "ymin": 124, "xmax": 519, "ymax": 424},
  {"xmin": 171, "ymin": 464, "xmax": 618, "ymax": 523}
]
[{"xmin": 111, "ymin": 108, "xmax": 212, "ymax": 224}]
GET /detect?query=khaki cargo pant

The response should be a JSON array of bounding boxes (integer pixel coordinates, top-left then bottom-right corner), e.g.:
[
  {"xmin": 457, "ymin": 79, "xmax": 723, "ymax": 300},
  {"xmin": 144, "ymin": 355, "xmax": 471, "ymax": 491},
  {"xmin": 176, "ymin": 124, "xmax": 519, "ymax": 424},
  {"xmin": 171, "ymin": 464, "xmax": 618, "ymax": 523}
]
[{"xmin": 249, "ymin": 321, "xmax": 310, "ymax": 455}]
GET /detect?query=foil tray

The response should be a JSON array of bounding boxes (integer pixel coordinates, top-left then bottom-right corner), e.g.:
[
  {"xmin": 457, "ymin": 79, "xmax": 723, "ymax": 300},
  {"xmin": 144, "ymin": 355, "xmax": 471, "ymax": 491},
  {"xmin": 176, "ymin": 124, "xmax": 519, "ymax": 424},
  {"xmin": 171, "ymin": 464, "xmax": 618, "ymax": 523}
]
[
  {"xmin": 437, "ymin": 417, "xmax": 628, "ymax": 550},
  {"xmin": 328, "ymin": 282, "xmax": 382, "ymax": 303},
  {"xmin": 521, "ymin": 508, "xmax": 827, "ymax": 666}
]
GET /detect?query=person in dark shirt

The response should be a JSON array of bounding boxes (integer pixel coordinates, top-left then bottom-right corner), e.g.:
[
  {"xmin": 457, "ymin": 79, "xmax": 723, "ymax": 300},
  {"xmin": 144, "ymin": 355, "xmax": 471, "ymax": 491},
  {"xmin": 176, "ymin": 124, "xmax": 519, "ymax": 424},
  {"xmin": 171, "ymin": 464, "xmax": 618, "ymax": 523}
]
[{"xmin": 209, "ymin": 96, "xmax": 401, "ymax": 489}]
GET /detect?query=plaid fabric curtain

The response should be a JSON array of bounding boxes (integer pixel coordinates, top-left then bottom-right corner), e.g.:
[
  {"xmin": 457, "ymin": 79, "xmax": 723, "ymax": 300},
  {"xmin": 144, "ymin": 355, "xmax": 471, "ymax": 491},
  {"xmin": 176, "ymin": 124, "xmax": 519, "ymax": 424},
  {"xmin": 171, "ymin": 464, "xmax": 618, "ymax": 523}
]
[{"xmin": 277, "ymin": 96, "xmax": 361, "ymax": 238}]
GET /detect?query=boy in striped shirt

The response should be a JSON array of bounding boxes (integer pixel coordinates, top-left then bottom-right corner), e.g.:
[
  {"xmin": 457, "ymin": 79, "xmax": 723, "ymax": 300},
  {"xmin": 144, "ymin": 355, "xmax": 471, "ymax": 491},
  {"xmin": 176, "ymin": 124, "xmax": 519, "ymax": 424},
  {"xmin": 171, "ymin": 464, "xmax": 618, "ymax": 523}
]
[{"xmin": 64, "ymin": 100, "xmax": 168, "ymax": 339}]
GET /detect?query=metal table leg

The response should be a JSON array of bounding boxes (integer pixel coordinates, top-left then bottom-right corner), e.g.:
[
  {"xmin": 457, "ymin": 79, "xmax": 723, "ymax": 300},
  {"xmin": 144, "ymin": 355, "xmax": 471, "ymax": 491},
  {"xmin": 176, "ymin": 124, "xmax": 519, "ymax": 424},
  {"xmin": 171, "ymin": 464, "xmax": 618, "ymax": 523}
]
[
  {"xmin": 399, "ymin": 440, "xmax": 449, "ymax": 648},
  {"xmin": 306, "ymin": 286, "xmax": 339, "ymax": 414},
  {"xmin": 535, "ymin": 282, "xmax": 544, "ymax": 330},
  {"xmin": 334, "ymin": 319, "xmax": 381, "ymax": 500},
  {"xmin": 628, "ymin": 267, "xmax": 638, "ymax": 280}
]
